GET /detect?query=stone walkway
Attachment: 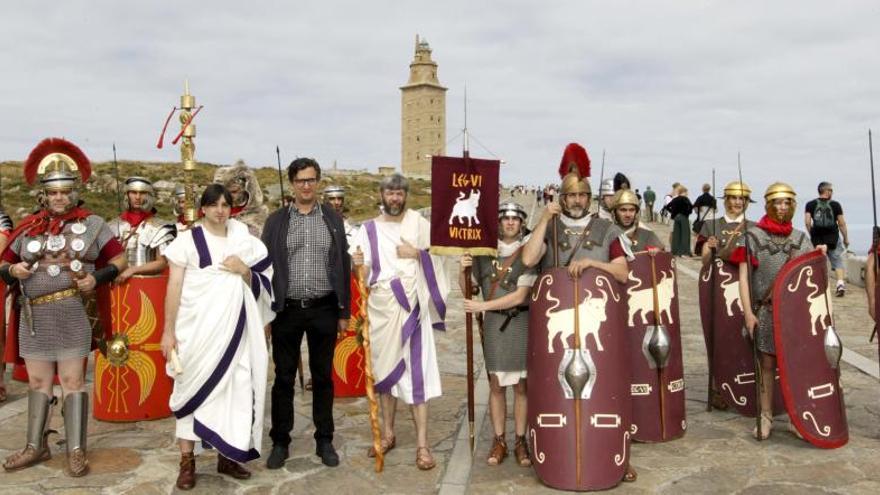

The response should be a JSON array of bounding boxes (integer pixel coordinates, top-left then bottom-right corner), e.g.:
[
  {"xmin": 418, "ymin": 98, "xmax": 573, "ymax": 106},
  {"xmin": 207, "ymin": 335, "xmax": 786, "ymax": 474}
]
[{"xmin": 1, "ymin": 197, "xmax": 879, "ymax": 494}]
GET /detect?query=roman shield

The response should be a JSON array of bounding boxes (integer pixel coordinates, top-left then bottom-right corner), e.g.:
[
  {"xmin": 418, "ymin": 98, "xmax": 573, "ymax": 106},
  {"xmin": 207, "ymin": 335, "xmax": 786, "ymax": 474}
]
[
  {"xmin": 527, "ymin": 267, "xmax": 631, "ymax": 491},
  {"xmin": 773, "ymin": 250, "xmax": 848, "ymax": 448},
  {"xmin": 624, "ymin": 252, "xmax": 685, "ymax": 442},
  {"xmin": 332, "ymin": 275, "xmax": 366, "ymax": 397},
  {"xmin": 698, "ymin": 258, "xmax": 785, "ymax": 416},
  {"xmin": 93, "ymin": 274, "xmax": 174, "ymax": 421}
]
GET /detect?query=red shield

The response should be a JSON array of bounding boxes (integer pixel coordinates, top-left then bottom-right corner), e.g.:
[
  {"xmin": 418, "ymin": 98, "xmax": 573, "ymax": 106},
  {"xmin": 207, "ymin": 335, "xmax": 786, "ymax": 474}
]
[
  {"xmin": 773, "ymin": 250, "xmax": 848, "ymax": 448},
  {"xmin": 93, "ymin": 275, "xmax": 174, "ymax": 421},
  {"xmin": 527, "ymin": 267, "xmax": 632, "ymax": 491},
  {"xmin": 624, "ymin": 252, "xmax": 685, "ymax": 442},
  {"xmin": 332, "ymin": 276, "xmax": 366, "ymax": 397},
  {"xmin": 698, "ymin": 258, "xmax": 784, "ymax": 416}
]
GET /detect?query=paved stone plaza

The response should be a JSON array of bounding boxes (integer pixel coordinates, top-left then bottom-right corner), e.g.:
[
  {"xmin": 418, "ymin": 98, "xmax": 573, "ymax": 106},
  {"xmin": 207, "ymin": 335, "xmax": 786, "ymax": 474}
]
[{"xmin": 1, "ymin": 198, "xmax": 878, "ymax": 494}]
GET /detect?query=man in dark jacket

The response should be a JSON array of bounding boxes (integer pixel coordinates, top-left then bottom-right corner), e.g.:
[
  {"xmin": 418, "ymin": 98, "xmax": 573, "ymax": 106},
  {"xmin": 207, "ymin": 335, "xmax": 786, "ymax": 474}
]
[{"xmin": 261, "ymin": 157, "xmax": 351, "ymax": 469}]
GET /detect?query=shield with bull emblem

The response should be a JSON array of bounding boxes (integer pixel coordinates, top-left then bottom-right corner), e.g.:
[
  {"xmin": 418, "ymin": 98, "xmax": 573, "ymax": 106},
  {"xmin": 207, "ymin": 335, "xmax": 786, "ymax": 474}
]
[
  {"xmin": 624, "ymin": 251, "xmax": 685, "ymax": 442},
  {"xmin": 698, "ymin": 257, "xmax": 785, "ymax": 416},
  {"xmin": 527, "ymin": 267, "xmax": 631, "ymax": 491},
  {"xmin": 773, "ymin": 250, "xmax": 848, "ymax": 448}
]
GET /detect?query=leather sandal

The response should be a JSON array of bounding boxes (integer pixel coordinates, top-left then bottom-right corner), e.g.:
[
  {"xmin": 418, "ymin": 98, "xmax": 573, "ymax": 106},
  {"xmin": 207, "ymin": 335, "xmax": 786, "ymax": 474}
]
[
  {"xmin": 415, "ymin": 446, "xmax": 436, "ymax": 471},
  {"xmin": 752, "ymin": 412, "xmax": 773, "ymax": 440},
  {"xmin": 513, "ymin": 435, "xmax": 531, "ymax": 467},
  {"xmin": 3, "ymin": 444, "xmax": 51, "ymax": 472},
  {"xmin": 624, "ymin": 464, "xmax": 638, "ymax": 482},
  {"xmin": 710, "ymin": 389, "xmax": 729, "ymax": 410},
  {"xmin": 367, "ymin": 435, "xmax": 395, "ymax": 458},
  {"xmin": 486, "ymin": 435, "xmax": 507, "ymax": 466},
  {"xmin": 0, "ymin": 382, "xmax": 7, "ymax": 403}
]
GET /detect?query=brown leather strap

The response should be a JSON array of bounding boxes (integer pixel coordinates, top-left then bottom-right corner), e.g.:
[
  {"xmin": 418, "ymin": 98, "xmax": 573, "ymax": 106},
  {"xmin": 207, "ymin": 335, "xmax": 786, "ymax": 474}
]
[{"xmin": 487, "ymin": 247, "xmax": 522, "ymax": 301}]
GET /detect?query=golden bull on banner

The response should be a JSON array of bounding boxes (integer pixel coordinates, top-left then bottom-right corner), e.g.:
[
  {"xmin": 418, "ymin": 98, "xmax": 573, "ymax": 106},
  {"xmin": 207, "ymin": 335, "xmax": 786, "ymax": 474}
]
[{"xmin": 93, "ymin": 274, "xmax": 173, "ymax": 421}]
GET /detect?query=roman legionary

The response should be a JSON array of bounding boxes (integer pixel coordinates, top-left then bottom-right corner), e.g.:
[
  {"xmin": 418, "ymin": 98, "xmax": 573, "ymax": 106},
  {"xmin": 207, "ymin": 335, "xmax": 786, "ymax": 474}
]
[
  {"xmin": 697, "ymin": 181, "xmax": 757, "ymax": 411},
  {"xmin": 93, "ymin": 176, "xmax": 175, "ymax": 422},
  {"xmin": 324, "ymin": 185, "xmax": 358, "ymax": 241},
  {"xmin": 321, "ymin": 184, "xmax": 366, "ymax": 397},
  {"xmin": 596, "ymin": 178, "xmax": 615, "ymax": 221},
  {"xmin": 521, "ymin": 143, "xmax": 634, "ymax": 490},
  {"xmin": 733, "ymin": 183, "xmax": 816, "ymax": 439},
  {"xmin": 1, "ymin": 138, "xmax": 126, "ymax": 476},
  {"xmin": 696, "ymin": 181, "xmax": 753, "ymax": 266},
  {"xmin": 611, "ymin": 188, "xmax": 687, "ymax": 444},
  {"xmin": 350, "ymin": 173, "xmax": 449, "ymax": 470},
  {"xmin": 173, "ymin": 184, "xmax": 189, "ymax": 232},
  {"xmin": 460, "ymin": 201, "xmax": 536, "ymax": 467},
  {"xmin": 609, "ymin": 188, "xmax": 664, "ymax": 253},
  {"xmin": 108, "ymin": 177, "xmax": 176, "ymax": 282}
]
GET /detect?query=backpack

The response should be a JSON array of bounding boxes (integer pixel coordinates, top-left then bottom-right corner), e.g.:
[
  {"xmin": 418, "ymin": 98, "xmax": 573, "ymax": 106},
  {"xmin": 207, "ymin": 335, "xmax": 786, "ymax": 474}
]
[{"xmin": 812, "ymin": 199, "xmax": 836, "ymax": 230}]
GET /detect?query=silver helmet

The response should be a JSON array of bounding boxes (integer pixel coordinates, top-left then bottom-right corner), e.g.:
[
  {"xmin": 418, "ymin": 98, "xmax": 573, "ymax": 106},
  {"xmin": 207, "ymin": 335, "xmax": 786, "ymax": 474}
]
[
  {"xmin": 498, "ymin": 201, "xmax": 527, "ymax": 221},
  {"xmin": 323, "ymin": 185, "xmax": 345, "ymax": 199},
  {"xmin": 599, "ymin": 178, "xmax": 615, "ymax": 197},
  {"xmin": 123, "ymin": 176, "xmax": 155, "ymax": 211}
]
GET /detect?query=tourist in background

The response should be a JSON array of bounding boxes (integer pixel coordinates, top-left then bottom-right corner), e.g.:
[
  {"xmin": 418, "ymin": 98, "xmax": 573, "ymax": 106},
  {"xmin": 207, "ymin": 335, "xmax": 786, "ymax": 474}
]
[
  {"xmin": 664, "ymin": 185, "xmax": 693, "ymax": 256},
  {"xmin": 804, "ymin": 182, "xmax": 849, "ymax": 296}
]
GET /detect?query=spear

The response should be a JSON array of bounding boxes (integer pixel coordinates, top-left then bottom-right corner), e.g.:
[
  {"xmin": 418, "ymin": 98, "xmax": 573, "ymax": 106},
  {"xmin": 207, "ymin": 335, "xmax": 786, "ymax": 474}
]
[
  {"xmin": 113, "ymin": 143, "xmax": 123, "ymax": 218},
  {"xmin": 706, "ymin": 168, "xmax": 717, "ymax": 412},
  {"xmin": 869, "ymin": 130, "xmax": 878, "ymax": 344},
  {"xmin": 276, "ymin": 145, "xmax": 287, "ymax": 208},
  {"xmin": 739, "ymin": 154, "xmax": 763, "ymax": 441}
]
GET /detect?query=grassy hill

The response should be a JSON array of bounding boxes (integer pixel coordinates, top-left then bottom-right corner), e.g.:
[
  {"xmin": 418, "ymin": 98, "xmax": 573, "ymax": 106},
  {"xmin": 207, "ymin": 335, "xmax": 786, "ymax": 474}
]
[{"xmin": 0, "ymin": 161, "xmax": 431, "ymax": 224}]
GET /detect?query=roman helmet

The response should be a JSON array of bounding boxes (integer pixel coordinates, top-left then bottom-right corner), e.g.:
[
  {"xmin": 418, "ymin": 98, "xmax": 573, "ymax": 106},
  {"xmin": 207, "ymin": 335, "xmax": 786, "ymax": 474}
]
[
  {"xmin": 611, "ymin": 189, "xmax": 641, "ymax": 228},
  {"xmin": 323, "ymin": 185, "xmax": 345, "ymax": 199},
  {"xmin": 764, "ymin": 182, "xmax": 797, "ymax": 223},
  {"xmin": 721, "ymin": 180, "xmax": 755, "ymax": 202},
  {"xmin": 558, "ymin": 143, "xmax": 591, "ymax": 196},
  {"xmin": 172, "ymin": 183, "xmax": 186, "ymax": 217},
  {"xmin": 24, "ymin": 137, "xmax": 91, "ymax": 212},
  {"xmin": 498, "ymin": 201, "xmax": 527, "ymax": 221},
  {"xmin": 123, "ymin": 176, "xmax": 156, "ymax": 211},
  {"xmin": 599, "ymin": 178, "xmax": 615, "ymax": 198}
]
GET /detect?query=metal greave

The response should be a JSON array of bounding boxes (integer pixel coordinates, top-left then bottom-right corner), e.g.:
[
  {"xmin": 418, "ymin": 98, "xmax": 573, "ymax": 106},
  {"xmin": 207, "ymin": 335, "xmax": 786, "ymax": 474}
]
[
  {"xmin": 25, "ymin": 390, "xmax": 55, "ymax": 450},
  {"xmin": 63, "ymin": 391, "xmax": 88, "ymax": 453}
]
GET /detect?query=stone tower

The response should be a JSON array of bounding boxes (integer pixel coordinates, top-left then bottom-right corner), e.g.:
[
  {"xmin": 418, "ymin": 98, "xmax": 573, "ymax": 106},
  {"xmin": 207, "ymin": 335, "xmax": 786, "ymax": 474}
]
[{"xmin": 401, "ymin": 35, "xmax": 447, "ymax": 177}]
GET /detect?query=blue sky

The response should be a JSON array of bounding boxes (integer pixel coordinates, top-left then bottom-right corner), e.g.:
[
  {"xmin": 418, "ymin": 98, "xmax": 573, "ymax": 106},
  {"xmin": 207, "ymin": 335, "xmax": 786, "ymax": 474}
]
[{"xmin": 2, "ymin": 1, "xmax": 879, "ymax": 245}]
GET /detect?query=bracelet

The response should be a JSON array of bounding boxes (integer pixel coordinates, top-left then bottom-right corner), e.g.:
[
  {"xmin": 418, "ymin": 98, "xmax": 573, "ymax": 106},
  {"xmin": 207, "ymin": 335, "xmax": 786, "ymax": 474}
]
[
  {"xmin": 93, "ymin": 265, "xmax": 120, "ymax": 285},
  {"xmin": 0, "ymin": 265, "xmax": 15, "ymax": 285}
]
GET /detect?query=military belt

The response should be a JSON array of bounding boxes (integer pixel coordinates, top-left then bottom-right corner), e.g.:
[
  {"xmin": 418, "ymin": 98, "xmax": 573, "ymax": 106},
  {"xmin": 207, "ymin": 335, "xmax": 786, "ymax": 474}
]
[{"xmin": 30, "ymin": 288, "xmax": 80, "ymax": 306}]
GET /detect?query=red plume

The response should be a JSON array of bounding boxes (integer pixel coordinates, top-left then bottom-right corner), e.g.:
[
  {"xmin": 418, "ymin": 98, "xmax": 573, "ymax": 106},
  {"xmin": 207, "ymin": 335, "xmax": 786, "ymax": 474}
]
[
  {"xmin": 558, "ymin": 142, "xmax": 591, "ymax": 180},
  {"xmin": 24, "ymin": 137, "xmax": 92, "ymax": 185}
]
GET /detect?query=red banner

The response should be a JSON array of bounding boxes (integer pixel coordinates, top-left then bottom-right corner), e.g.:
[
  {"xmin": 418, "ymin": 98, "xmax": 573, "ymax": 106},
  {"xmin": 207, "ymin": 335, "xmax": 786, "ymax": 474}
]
[{"xmin": 429, "ymin": 155, "xmax": 500, "ymax": 256}]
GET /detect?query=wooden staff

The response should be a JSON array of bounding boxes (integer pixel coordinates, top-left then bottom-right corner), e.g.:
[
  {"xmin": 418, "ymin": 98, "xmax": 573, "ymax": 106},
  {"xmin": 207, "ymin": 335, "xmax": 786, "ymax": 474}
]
[
  {"xmin": 649, "ymin": 254, "xmax": 667, "ymax": 440},
  {"xmin": 465, "ymin": 260, "xmax": 476, "ymax": 453},
  {"xmin": 355, "ymin": 247, "xmax": 384, "ymax": 472}
]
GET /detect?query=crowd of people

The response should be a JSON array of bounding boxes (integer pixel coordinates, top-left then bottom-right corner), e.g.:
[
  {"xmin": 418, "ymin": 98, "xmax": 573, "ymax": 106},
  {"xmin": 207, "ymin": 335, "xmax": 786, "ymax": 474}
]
[{"xmin": 0, "ymin": 138, "xmax": 860, "ymax": 491}]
